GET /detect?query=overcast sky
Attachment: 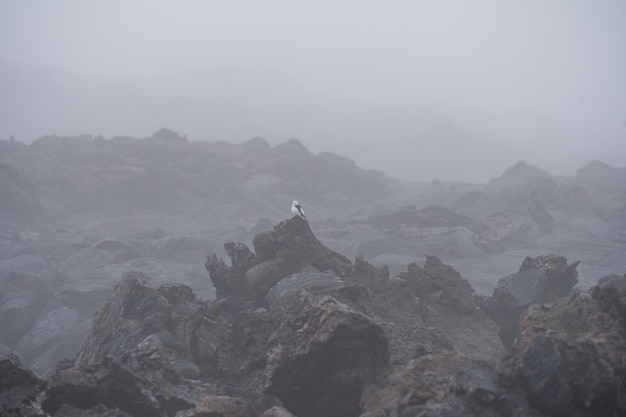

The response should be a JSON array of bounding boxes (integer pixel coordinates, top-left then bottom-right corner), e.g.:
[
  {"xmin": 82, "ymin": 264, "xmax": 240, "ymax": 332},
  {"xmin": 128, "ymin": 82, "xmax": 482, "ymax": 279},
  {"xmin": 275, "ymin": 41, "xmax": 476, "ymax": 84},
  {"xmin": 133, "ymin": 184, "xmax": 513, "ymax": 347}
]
[{"xmin": 1, "ymin": 0, "xmax": 625, "ymax": 181}]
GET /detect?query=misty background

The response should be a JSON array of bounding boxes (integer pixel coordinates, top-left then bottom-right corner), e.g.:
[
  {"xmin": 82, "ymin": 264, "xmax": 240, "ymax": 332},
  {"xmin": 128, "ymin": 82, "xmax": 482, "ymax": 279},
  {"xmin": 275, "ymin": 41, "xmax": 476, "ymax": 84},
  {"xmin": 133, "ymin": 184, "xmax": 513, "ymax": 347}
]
[{"xmin": 1, "ymin": 0, "xmax": 625, "ymax": 182}]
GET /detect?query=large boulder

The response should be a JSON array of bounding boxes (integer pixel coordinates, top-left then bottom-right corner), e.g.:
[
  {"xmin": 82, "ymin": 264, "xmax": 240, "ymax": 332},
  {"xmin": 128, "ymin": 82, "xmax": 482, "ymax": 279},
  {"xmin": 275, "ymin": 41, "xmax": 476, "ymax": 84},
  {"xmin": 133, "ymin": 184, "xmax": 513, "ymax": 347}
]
[
  {"xmin": 481, "ymin": 254, "xmax": 579, "ymax": 348},
  {"xmin": 219, "ymin": 291, "xmax": 389, "ymax": 417},
  {"xmin": 76, "ymin": 273, "xmax": 220, "ymax": 376},
  {"xmin": 500, "ymin": 274, "xmax": 626, "ymax": 417},
  {"xmin": 205, "ymin": 216, "xmax": 352, "ymax": 309}
]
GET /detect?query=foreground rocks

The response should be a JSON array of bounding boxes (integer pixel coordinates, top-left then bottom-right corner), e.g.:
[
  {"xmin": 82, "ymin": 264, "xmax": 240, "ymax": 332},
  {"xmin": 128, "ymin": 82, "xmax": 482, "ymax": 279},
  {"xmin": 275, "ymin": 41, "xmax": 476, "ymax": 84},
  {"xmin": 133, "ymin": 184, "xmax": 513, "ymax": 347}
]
[
  {"xmin": 0, "ymin": 354, "xmax": 46, "ymax": 417},
  {"xmin": 500, "ymin": 273, "xmax": 626, "ymax": 417},
  {"xmin": 1, "ymin": 215, "xmax": 624, "ymax": 416}
]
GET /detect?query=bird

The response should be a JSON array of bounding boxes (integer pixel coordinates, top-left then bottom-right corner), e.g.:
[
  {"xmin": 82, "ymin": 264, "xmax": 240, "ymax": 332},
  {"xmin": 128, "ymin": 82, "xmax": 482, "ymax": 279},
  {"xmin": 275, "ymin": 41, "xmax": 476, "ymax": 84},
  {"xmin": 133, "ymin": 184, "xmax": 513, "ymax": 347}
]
[{"xmin": 291, "ymin": 200, "xmax": 306, "ymax": 218}]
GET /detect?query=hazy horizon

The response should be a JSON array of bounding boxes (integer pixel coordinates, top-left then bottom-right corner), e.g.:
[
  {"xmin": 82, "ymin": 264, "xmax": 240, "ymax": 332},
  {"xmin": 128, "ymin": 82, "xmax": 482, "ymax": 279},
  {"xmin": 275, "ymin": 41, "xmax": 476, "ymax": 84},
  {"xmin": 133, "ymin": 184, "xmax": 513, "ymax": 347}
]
[{"xmin": 1, "ymin": 0, "xmax": 625, "ymax": 182}]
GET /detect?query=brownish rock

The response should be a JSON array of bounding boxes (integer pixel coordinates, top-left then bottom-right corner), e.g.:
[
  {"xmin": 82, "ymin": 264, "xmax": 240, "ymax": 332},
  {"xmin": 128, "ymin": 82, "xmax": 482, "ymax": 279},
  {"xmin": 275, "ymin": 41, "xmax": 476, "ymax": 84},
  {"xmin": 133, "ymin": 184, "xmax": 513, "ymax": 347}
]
[
  {"xmin": 501, "ymin": 274, "xmax": 626, "ymax": 417},
  {"xmin": 220, "ymin": 291, "xmax": 389, "ymax": 417},
  {"xmin": 352, "ymin": 255, "xmax": 503, "ymax": 369},
  {"xmin": 181, "ymin": 395, "xmax": 255, "ymax": 417}
]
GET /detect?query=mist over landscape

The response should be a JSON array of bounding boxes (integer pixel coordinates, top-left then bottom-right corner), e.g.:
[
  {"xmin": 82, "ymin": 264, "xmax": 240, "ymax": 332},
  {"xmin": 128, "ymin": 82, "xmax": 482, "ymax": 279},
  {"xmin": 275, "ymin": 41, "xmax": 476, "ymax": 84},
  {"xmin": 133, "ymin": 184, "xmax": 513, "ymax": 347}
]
[
  {"xmin": 1, "ymin": 0, "xmax": 625, "ymax": 181},
  {"xmin": 1, "ymin": 2, "xmax": 626, "ymax": 417}
]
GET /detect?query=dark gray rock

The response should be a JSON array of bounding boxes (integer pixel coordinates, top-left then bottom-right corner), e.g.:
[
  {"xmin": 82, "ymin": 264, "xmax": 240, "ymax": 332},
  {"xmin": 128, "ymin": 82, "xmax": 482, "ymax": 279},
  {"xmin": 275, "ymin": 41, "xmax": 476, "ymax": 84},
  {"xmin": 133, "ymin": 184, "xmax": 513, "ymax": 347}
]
[
  {"xmin": 480, "ymin": 254, "xmax": 579, "ymax": 349},
  {"xmin": 0, "ymin": 354, "xmax": 46, "ymax": 417},
  {"xmin": 500, "ymin": 275, "xmax": 626, "ymax": 417},
  {"xmin": 265, "ymin": 267, "xmax": 346, "ymax": 311},
  {"xmin": 42, "ymin": 357, "xmax": 162, "ymax": 417},
  {"xmin": 76, "ymin": 273, "xmax": 220, "ymax": 377},
  {"xmin": 263, "ymin": 292, "xmax": 389, "ymax": 417},
  {"xmin": 206, "ymin": 216, "xmax": 352, "ymax": 309},
  {"xmin": 219, "ymin": 291, "xmax": 389, "ymax": 417}
]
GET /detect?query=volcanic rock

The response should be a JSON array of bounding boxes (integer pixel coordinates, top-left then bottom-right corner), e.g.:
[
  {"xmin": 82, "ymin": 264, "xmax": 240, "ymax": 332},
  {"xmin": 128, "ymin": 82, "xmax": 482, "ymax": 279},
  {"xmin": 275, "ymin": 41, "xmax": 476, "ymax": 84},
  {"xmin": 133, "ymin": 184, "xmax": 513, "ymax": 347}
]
[
  {"xmin": 0, "ymin": 354, "xmax": 46, "ymax": 417},
  {"xmin": 76, "ymin": 273, "xmax": 220, "ymax": 376},
  {"xmin": 481, "ymin": 254, "xmax": 579, "ymax": 348},
  {"xmin": 206, "ymin": 216, "xmax": 352, "ymax": 309},
  {"xmin": 220, "ymin": 291, "xmax": 389, "ymax": 417},
  {"xmin": 500, "ymin": 274, "xmax": 626, "ymax": 416}
]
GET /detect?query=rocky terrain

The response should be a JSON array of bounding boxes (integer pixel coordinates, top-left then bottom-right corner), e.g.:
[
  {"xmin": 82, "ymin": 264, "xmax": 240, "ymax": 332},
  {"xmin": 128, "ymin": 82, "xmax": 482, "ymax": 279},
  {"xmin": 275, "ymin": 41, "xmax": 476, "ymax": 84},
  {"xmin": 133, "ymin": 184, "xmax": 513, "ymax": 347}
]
[
  {"xmin": 2, "ymin": 215, "xmax": 625, "ymax": 416},
  {"xmin": 1, "ymin": 131, "xmax": 626, "ymax": 416}
]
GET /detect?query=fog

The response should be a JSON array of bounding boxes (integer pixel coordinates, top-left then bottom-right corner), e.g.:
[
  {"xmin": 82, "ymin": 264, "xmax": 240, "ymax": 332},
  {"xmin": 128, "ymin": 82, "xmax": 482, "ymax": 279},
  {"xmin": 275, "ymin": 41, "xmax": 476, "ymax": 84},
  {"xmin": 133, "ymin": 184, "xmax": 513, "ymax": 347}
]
[{"xmin": 1, "ymin": 0, "xmax": 625, "ymax": 182}]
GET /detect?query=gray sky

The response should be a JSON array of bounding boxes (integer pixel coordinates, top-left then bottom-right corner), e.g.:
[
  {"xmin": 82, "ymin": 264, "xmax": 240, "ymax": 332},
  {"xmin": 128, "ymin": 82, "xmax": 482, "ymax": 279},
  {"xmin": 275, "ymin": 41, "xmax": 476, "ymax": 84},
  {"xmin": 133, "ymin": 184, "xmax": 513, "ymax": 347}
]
[{"xmin": 1, "ymin": 0, "xmax": 625, "ymax": 181}]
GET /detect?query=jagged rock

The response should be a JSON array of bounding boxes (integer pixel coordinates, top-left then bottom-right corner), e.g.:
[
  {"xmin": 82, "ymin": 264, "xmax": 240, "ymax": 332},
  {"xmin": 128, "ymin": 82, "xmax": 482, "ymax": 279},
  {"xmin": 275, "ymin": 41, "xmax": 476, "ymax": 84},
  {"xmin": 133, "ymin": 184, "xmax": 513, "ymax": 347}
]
[
  {"xmin": 76, "ymin": 272, "xmax": 172, "ymax": 366},
  {"xmin": 481, "ymin": 254, "xmax": 579, "ymax": 349},
  {"xmin": 355, "ymin": 255, "xmax": 503, "ymax": 368},
  {"xmin": 404, "ymin": 256, "xmax": 477, "ymax": 314},
  {"xmin": 218, "ymin": 309, "xmax": 276, "ymax": 383},
  {"xmin": 265, "ymin": 292, "xmax": 388, "ymax": 417},
  {"xmin": 42, "ymin": 357, "xmax": 162, "ymax": 417},
  {"xmin": 76, "ymin": 273, "xmax": 220, "ymax": 377},
  {"xmin": 204, "ymin": 253, "xmax": 241, "ymax": 304},
  {"xmin": 45, "ymin": 343, "xmax": 279, "ymax": 417},
  {"xmin": 357, "ymin": 256, "xmax": 505, "ymax": 416},
  {"xmin": 500, "ymin": 275, "xmax": 626, "ymax": 416},
  {"xmin": 248, "ymin": 216, "xmax": 352, "ymax": 300},
  {"xmin": 220, "ymin": 291, "xmax": 389, "ymax": 417},
  {"xmin": 43, "ymin": 275, "xmax": 253, "ymax": 416},
  {"xmin": 206, "ymin": 216, "xmax": 352, "ymax": 309},
  {"xmin": 0, "ymin": 354, "xmax": 46, "ymax": 417},
  {"xmin": 361, "ymin": 352, "xmax": 470, "ymax": 415}
]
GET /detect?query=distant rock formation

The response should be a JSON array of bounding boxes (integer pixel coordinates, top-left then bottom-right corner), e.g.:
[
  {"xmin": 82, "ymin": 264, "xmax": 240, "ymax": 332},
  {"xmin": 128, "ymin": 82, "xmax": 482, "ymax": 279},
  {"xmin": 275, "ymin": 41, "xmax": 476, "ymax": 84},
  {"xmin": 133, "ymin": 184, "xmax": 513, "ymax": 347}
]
[{"xmin": 0, "ymin": 132, "xmax": 389, "ymax": 227}]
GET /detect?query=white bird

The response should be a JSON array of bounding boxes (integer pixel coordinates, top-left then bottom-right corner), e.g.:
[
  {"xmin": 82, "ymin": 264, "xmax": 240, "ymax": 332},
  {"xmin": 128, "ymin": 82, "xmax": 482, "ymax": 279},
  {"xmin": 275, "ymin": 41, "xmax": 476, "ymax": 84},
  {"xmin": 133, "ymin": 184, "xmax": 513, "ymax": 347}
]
[{"xmin": 291, "ymin": 200, "xmax": 306, "ymax": 218}]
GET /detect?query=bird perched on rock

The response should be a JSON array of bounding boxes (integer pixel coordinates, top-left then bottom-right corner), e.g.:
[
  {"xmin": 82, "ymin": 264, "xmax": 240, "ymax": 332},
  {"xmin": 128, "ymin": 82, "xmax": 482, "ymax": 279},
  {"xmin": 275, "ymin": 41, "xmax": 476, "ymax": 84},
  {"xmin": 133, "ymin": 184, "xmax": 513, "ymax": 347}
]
[{"xmin": 291, "ymin": 200, "xmax": 306, "ymax": 218}]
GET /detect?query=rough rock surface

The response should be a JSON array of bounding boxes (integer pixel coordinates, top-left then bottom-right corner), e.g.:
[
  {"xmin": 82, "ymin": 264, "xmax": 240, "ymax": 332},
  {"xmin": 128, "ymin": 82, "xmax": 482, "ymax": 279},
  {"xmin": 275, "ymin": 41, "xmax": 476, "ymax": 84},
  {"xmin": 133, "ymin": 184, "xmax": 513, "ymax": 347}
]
[
  {"xmin": 40, "ymin": 273, "xmax": 281, "ymax": 417},
  {"xmin": 500, "ymin": 273, "xmax": 626, "ymax": 417},
  {"xmin": 262, "ymin": 292, "xmax": 389, "ymax": 417},
  {"xmin": 0, "ymin": 354, "xmax": 46, "ymax": 417},
  {"xmin": 481, "ymin": 254, "xmax": 579, "ymax": 348},
  {"xmin": 2, "ymin": 210, "xmax": 625, "ymax": 417},
  {"xmin": 352, "ymin": 255, "xmax": 506, "ymax": 416},
  {"xmin": 218, "ymin": 292, "xmax": 389, "ymax": 417},
  {"xmin": 348, "ymin": 255, "xmax": 504, "ymax": 369},
  {"xmin": 206, "ymin": 216, "xmax": 352, "ymax": 308},
  {"xmin": 75, "ymin": 272, "xmax": 220, "ymax": 376}
]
